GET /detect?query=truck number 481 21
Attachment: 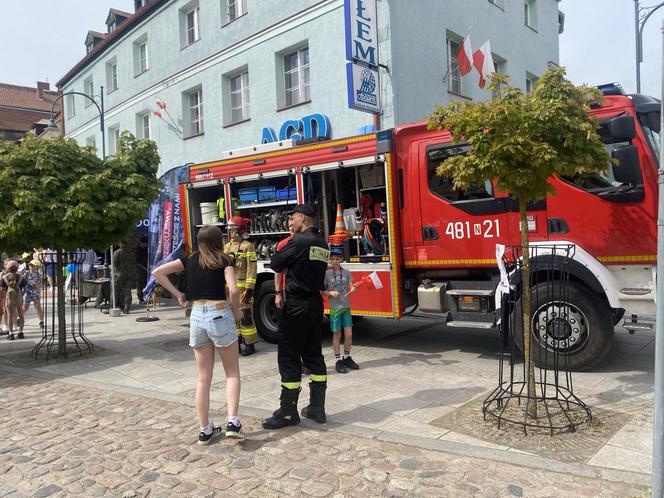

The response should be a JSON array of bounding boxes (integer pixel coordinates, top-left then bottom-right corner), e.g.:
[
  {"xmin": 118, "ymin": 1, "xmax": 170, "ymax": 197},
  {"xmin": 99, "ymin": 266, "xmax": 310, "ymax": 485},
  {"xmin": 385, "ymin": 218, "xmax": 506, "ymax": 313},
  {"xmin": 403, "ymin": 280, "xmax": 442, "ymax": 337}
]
[{"xmin": 445, "ymin": 220, "xmax": 501, "ymax": 240}]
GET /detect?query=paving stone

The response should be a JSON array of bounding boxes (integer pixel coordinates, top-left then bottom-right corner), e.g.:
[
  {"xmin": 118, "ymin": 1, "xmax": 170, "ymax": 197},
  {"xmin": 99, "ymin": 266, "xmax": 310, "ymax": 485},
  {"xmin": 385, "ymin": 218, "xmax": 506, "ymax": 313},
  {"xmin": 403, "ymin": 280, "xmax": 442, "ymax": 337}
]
[
  {"xmin": 507, "ymin": 484, "xmax": 524, "ymax": 497},
  {"xmin": 301, "ymin": 480, "xmax": 335, "ymax": 497},
  {"xmin": 139, "ymin": 471, "xmax": 159, "ymax": 483},
  {"xmin": 33, "ymin": 485, "xmax": 61, "ymax": 498}
]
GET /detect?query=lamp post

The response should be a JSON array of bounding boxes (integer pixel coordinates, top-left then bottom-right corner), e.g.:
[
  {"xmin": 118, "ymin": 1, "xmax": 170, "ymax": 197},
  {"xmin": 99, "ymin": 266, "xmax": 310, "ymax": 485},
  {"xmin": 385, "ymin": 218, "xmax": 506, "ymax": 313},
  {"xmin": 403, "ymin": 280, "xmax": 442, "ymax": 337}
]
[
  {"xmin": 635, "ymin": 0, "xmax": 664, "ymax": 93},
  {"xmin": 44, "ymin": 87, "xmax": 120, "ymax": 316}
]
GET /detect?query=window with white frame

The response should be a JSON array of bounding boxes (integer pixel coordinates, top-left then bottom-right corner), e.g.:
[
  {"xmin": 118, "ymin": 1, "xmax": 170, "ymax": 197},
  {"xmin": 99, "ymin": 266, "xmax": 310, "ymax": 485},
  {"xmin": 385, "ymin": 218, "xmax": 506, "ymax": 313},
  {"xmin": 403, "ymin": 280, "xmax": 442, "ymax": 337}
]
[
  {"xmin": 86, "ymin": 136, "xmax": 96, "ymax": 149},
  {"xmin": 136, "ymin": 112, "xmax": 151, "ymax": 139},
  {"xmin": 84, "ymin": 76, "xmax": 94, "ymax": 107},
  {"xmin": 133, "ymin": 36, "xmax": 149, "ymax": 75},
  {"xmin": 446, "ymin": 37, "xmax": 462, "ymax": 95},
  {"xmin": 181, "ymin": 4, "xmax": 200, "ymax": 47},
  {"xmin": 283, "ymin": 47, "xmax": 310, "ymax": 107},
  {"xmin": 226, "ymin": 0, "xmax": 247, "ymax": 22},
  {"xmin": 183, "ymin": 87, "xmax": 203, "ymax": 137},
  {"xmin": 229, "ymin": 71, "xmax": 250, "ymax": 123},
  {"xmin": 525, "ymin": 0, "xmax": 538, "ymax": 29},
  {"xmin": 491, "ymin": 59, "xmax": 506, "ymax": 98},
  {"xmin": 109, "ymin": 126, "xmax": 121, "ymax": 155},
  {"xmin": 106, "ymin": 59, "xmax": 118, "ymax": 92},
  {"xmin": 135, "ymin": 0, "xmax": 146, "ymax": 10},
  {"xmin": 66, "ymin": 94, "xmax": 76, "ymax": 119}
]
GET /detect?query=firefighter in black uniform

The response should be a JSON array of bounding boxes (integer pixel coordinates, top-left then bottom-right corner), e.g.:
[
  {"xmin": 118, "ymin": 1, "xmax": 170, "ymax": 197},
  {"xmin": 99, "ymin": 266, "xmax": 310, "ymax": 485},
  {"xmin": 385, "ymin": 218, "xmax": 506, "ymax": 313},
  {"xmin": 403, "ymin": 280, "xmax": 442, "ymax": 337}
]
[{"xmin": 262, "ymin": 204, "xmax": 330, "ymax": 429}]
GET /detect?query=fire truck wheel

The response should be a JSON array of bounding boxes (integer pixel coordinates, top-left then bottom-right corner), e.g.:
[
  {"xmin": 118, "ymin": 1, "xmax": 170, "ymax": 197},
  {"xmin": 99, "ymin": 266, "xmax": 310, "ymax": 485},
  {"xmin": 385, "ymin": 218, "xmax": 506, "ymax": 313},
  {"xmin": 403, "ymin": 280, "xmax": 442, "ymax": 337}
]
[
  {"xmin": 514, "ymin": 281, "xmax": 614, "ymax": 371},
  {"xmin": 254, "ymin": 280, "xmax": 280, "ymax": 344}
]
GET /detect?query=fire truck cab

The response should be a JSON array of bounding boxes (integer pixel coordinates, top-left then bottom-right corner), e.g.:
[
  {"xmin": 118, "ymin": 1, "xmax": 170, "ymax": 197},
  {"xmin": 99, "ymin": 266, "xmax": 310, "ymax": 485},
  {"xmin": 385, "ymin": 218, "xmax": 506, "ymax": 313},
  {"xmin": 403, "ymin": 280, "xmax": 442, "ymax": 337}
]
[{"xmin": 180, "ymin": 84, "xmax": 659, "ymax": 371}]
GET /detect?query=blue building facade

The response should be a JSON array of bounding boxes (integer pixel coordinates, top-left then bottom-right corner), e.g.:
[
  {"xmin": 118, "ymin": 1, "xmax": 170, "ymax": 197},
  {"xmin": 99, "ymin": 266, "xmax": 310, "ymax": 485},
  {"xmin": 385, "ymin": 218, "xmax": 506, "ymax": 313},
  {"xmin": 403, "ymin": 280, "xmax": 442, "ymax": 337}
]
[{"xmin": 59, "ymin": 0, "xmax": 562, "ymax": 175}]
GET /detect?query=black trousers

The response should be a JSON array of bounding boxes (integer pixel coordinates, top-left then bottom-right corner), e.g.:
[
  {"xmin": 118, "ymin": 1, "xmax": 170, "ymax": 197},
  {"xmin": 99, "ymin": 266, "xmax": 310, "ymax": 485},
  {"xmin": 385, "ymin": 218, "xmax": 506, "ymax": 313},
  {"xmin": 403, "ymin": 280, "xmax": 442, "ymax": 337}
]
[{"xmin": 277, "ymin": 295, "xmax": 327, "ymax": 384}]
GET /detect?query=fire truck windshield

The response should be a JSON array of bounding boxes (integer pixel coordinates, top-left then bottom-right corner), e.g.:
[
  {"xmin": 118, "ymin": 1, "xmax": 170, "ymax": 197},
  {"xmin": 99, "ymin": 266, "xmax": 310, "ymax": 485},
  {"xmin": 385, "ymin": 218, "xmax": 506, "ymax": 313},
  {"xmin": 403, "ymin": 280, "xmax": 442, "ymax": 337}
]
[{"xmin": 637, "ymin": 110, "xmax": 660, "ymax": 164}]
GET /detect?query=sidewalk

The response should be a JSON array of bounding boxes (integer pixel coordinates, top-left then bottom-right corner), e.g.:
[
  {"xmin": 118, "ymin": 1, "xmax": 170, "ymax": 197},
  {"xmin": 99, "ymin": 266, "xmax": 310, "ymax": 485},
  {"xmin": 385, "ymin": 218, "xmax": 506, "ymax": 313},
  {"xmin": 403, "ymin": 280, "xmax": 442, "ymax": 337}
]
[{"xmin": 0, "ymin": 303, "xmax": 655, "ymax": 496}]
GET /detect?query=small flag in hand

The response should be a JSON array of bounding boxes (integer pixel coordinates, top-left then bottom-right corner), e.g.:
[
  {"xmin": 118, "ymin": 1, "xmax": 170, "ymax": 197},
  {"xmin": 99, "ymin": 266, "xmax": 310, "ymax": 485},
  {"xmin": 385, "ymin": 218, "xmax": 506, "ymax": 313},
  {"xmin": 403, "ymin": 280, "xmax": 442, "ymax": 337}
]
[{"xmin": 353, "ymin": 271, "xmax": 384, "ymax": 290}]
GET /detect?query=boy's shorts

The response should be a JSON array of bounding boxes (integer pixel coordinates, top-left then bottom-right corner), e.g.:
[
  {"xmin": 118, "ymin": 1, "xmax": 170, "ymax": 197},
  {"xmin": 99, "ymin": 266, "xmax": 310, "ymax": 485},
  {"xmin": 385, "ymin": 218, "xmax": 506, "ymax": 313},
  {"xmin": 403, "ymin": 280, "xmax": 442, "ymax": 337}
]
[
  {"xmin": 329, "ymin": 308, "xmax": 352, "ymax": 332},
  {"xmin": 189, "ymin": 303, "xmax": 238, "ymax": 348}
]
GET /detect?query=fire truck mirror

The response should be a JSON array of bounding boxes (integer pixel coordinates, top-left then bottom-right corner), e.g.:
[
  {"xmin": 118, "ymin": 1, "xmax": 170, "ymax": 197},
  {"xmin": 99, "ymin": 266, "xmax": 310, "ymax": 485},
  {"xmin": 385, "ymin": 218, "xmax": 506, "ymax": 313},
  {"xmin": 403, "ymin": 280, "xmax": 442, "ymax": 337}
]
[
  {"xmin": 611, "ymin": 144, "xmax": 641, "ymax": 186},
  {"xmin": 608, "ymin": 115, "xmax": 636, "ymax": 142}
]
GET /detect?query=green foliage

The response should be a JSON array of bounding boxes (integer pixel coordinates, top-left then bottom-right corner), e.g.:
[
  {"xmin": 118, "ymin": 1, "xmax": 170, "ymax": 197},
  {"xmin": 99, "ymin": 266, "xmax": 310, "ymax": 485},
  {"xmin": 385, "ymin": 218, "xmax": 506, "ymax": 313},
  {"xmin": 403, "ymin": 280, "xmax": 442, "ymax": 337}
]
[
  {"xmin": 427, "ymin": 67, "xmax": 609, "ymax": 201},
  {"xmin": 0, "ymin": 132, "xmax": 160, "ymax": 252}
]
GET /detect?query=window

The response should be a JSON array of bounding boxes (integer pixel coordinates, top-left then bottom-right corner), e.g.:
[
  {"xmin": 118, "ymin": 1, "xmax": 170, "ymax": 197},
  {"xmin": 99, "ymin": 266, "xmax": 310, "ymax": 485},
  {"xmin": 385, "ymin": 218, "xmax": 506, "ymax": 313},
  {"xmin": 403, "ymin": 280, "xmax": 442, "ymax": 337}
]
[
  {"xmin": 136, "ymin": 113, "xmax": 151, "ymax": 139},
  {"xmin": 226, "ymin": 0, "xmax": 247, "ymax": 23},
  {"xmin": 84, "ymin": 76, "xmax": 94, "ymax": 108},
  {"xmin": 283, "ymin": 47, "xmax": 310, "ymax": 107},
  {"xmin": 134, "ymin": 36, "xmax": 149, "ymax": 75},
  {"xmin": 86, "ymin": 136, "xmax": 96, "ymax": 149},
  {"xmin": 106, "ymin": 59, "xmax": 118, "ymax": 92},
  {"xmin": 229, "ymin": 71, "xmax": 250, "ymax": 123},
  {"xmin": 108, "ymin": 21, "xmax": 117, "ymax": 33},
  {"xmin": 183, "ymin": 87, "xmax": 203, "ymax": 137},
  {"xmin": 525, "ymin": 72, "xmax": 538, "ymax": 93},
  {"xmin": 66, "ymin": 94, "xmax": 76, "ymax": 119},
  {"xmin": 135, "ymin": 0, "xmax": 146, "ymax": 10},
  {"xmin": 108, "ymin": 126, "xmax": 121, "ymax": 155},
  {"xmin": 491, "ymin": 58, "xmax": 506, "ymax": 98},
  {"xmin": 447, "ymin": 38, "xmax": 462, "ymax": 95},
  {"xmin": 182, "ymin": 5, "xmax": 200, "ymax": 47},
  {"xmin": 86, "ymin": 42, "xmax": 93, "ymax": 54},
  {"xmin": 525, "ymin": 0, "xmax": 538, "ymax": 30},
  {"xmin": 428, "ymin": 145, "xmax": 493, "ymax": 201}
]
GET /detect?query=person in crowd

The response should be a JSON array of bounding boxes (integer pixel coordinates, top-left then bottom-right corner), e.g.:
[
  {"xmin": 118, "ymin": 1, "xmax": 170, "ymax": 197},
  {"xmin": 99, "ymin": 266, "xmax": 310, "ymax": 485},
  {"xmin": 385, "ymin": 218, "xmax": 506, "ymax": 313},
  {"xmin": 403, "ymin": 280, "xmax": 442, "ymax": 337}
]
[
  {"xmin": 2, "ymin": 259, "xmax": 26, "ymax": 340},
  {"xmin": 323, "ymin": 247, "xmax": 359, "ymax": 373},
  {"xmin": 224, "ymin": 216, "xmax": 259, "ymax": 356},
  {"xmin": 113, "ymin": 240, "xmax": 136, "ymax": 314},
  {"xmin": 135, "ymin": 237, "xmax": 149, "ymax": 305},
  {"xmin": 23, "ymin": 259, "xmax": 44, "ymax": 329},
  {"xmin": 263, "ymin": 204, "xmax": 330, "ymax": 429},
  {"xmin": 0, "ymin": 257, "xmax": 6, "ymax": 335},
  {"xmin": 152, "ymin": 225, "xmax": 245, "ymax": 444}
]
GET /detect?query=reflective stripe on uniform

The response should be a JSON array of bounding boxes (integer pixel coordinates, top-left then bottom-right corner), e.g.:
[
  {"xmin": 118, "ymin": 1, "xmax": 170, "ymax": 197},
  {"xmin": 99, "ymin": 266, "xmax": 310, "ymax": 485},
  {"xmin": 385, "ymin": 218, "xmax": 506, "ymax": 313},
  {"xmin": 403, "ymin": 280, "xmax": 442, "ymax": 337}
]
[
  {"xmin": 281, "ymin": 381, "xmax": 301, "ymax": 390},
  {"xmin": 309, "ymin": 374, "xmax": 327, "ymax": 382}
]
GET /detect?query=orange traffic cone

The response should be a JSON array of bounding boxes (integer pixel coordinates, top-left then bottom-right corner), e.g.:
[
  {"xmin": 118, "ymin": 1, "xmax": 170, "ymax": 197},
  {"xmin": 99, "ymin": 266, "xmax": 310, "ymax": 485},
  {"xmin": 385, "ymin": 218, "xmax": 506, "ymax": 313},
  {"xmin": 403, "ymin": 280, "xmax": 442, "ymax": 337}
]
[
  {"xmin": 329, "ymin": 203, "xmax": 351, "ymax": 246},
  {"xmin": 334, "ymin": 203, "xmax": 346, "ymax": 235}
]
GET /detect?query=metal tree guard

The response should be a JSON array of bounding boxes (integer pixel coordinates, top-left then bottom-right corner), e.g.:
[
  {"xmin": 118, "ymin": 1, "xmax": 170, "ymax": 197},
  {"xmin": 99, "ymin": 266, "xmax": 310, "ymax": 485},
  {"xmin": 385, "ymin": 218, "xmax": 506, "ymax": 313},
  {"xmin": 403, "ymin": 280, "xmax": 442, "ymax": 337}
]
[
  {"xmin": 32, "ymin": 251, "xmax": 94, "ymax": 359},
  {"xmin": 483, "ymin": 244, "xmax": 592, "ymax": 435}
]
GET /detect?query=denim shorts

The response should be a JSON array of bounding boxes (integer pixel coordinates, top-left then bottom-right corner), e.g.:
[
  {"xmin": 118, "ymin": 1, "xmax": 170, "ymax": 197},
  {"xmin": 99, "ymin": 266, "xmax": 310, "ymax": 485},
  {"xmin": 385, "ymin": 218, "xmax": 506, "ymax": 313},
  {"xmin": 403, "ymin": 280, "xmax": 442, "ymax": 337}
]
[{"xmin": 189, "ymin": 304, "xmax": 238, "ymax": 348}]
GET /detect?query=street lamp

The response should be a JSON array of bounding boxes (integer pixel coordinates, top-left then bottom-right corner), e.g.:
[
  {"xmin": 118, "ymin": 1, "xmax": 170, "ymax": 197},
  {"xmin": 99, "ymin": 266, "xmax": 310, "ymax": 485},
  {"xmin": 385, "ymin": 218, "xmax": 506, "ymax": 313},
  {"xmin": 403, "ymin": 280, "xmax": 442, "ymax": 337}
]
[
  {"xmin": 635, "ymin": 0, "xmax": 664, "ymax": 93},
  {"xmin": 44, "ymin": 87, "xmax": 121, "ymax": 317}
]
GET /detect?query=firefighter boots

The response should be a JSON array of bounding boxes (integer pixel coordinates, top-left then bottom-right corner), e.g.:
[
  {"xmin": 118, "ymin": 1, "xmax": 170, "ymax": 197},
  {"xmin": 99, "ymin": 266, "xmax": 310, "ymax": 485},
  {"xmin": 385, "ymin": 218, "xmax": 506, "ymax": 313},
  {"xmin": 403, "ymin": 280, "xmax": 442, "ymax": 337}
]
[
  {"xmin": 301, "ymin": 381, "xmax": 326, "ymax": 424},
  {"xmin": 262, "ymin": 387, "xmax": 301, "ymax": 429}
]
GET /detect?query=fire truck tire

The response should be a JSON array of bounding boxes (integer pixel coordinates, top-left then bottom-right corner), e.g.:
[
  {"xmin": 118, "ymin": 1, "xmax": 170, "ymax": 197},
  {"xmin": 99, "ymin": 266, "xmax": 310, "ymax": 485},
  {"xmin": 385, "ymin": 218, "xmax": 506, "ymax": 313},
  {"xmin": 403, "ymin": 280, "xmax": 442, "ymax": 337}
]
[
  {"xmin": 514, "ymin": 281, "xmax": 614, "ymax": 371},
  {"xmin": 254, "ymin": 280, "xmax": 280, "ymax": 344}
]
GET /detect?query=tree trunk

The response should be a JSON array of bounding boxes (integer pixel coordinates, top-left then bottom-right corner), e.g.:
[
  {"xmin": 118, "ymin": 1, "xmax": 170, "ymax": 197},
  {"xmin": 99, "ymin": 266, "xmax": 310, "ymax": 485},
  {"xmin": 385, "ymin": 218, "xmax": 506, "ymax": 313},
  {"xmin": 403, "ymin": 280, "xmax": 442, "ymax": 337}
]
[
  {"xmin": 519, "ymin": 199, "xmax": 537, "ymax": 419},
  {"xmin": 56, "ymin": 249, "xmax": 67, "ymax": 356}
]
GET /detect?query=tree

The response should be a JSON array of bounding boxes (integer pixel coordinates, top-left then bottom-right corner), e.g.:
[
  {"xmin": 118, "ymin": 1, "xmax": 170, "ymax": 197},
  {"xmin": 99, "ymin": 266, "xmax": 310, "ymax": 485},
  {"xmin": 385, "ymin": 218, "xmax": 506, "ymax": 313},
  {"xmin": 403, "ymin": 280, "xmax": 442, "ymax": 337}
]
[
  {"xmin": 0, "ymin": 132, "xmax": 161, "ymax": 355},
  {"xmin": 427, "ymin": 67, "xmax": 609, "ymax": 417}
]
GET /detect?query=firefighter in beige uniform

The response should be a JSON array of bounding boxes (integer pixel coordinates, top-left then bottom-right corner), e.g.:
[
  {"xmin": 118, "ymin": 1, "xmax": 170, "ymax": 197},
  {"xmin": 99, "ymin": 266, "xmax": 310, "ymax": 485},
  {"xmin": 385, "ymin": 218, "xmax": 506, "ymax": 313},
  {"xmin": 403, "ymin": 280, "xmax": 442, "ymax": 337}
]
[{"xmin": 225, "ymin": 216, "xmax": 259, "ymax": 356}]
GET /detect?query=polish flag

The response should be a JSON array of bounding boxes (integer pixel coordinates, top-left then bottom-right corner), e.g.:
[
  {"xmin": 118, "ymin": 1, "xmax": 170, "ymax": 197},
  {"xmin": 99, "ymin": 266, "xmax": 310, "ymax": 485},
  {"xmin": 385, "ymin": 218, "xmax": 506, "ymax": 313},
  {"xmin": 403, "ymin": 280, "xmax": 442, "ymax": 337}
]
[
  {"xmin": 473, "ymin": 40, "xmax": 495, "ymax": 89},
  {"xmin": 456, "ymin": 34, "xmax": 473, "ymax": 77},
  {"xmin": 155, "ymin": 99, "xmax": 167, "ymax": 110},
  {"xmin": 353, "ymin": 271, "xmax": 384, "ymax": 291}
]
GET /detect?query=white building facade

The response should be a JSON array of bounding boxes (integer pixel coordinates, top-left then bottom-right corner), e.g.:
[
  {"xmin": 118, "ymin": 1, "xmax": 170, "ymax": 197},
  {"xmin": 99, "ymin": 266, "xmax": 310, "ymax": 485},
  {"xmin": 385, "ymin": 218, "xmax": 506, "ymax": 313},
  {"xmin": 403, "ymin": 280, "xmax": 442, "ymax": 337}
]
[{"xmin": 58, "ymin": 0, "xmax": 563, "ymax": 176}]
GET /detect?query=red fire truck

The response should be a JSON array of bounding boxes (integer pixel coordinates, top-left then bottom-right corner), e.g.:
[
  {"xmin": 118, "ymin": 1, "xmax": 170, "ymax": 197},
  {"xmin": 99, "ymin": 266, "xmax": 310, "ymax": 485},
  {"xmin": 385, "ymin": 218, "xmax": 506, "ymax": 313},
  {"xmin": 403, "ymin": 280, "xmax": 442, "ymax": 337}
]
[{"xmin": 180, "ymin": 85, "xmax": 659, "ymax": 370}]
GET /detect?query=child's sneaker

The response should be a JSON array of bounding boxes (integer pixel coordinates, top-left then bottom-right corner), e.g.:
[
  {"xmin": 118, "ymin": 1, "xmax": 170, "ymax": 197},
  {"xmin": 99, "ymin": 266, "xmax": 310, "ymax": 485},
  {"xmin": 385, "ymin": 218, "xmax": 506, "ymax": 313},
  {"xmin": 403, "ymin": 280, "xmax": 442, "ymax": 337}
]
[
  {"xmin": 335, "ymin": 360, "xmax": 348, "ymax": 374},
  {"xmin": 197, "ymin": 424, "xmax": 223, "ymax": 445},
  {"xmin": 344, "ymin": 356, "xmax": 359, "ymax": 370},
  {"xmin": 39, "ymin": 321, "xmax": 44, "ymax": 329},
  {"xmin": 225, "ymin": 421, "xmax": 244, "ymax": 439},
  {"xmin": 17, "ymin": 332, "xmax": 24, "ymax": 339}
]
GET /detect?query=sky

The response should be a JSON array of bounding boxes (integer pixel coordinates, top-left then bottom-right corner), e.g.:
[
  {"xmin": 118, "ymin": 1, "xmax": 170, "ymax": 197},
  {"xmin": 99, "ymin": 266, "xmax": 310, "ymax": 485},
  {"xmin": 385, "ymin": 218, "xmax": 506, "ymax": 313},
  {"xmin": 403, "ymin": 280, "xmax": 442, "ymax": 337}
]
[{"xmin": 0, "ymin": 0, "xmax": 662, "ymax": 97}]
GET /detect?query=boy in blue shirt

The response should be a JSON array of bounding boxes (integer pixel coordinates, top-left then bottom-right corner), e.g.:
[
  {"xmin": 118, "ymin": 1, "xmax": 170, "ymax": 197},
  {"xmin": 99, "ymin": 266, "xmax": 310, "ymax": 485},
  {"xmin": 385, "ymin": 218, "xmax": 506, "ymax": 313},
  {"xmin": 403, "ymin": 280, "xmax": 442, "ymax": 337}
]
[{"xmin": 323, "ymin": 247, "xmax": 359, "ymax": 373}]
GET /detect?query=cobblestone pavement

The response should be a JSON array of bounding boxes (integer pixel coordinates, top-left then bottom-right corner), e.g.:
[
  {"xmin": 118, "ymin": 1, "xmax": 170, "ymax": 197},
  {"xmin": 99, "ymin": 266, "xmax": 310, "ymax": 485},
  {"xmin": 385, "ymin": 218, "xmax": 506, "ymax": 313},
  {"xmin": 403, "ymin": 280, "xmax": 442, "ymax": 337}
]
[{"xmin": 0, "ymin": 373, "xmax": 649, "ymax": 498}]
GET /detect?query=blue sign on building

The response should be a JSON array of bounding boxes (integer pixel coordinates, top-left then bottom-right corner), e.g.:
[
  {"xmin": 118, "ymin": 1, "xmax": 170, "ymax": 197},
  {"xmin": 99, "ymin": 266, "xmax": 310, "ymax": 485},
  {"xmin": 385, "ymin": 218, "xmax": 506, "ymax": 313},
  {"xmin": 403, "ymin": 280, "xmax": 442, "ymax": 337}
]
[{"xmin": 262, "ymin": 113, "xmax": 331, "ymax": 144}]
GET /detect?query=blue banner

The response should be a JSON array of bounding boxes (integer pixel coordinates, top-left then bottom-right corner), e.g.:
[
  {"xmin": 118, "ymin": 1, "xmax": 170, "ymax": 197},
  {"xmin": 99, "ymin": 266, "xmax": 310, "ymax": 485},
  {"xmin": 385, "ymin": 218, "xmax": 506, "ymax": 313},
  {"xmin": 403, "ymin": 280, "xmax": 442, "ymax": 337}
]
[{"xmin": 142, "ymin": 165, "xmax": 188, "ymax": 301}]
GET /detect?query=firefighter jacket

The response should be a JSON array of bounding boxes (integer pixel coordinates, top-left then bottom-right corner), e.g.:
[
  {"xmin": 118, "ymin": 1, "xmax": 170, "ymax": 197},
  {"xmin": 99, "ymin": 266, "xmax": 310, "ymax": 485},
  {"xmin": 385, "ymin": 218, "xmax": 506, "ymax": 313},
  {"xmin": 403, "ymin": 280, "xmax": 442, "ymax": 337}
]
[{"xmin": 224, "ymin": 234, "xmax": 257, "ymax": 291}]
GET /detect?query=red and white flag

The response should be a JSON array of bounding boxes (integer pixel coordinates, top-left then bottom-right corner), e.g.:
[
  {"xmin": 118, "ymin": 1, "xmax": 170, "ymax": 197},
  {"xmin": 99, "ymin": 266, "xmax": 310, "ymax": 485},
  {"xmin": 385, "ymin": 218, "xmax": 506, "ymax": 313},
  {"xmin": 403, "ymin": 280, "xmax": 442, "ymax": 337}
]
[
  {"xmin": 473, "ymin": 39, "xmax": 495, "ymax": 89},
  {"xmin": 353, "ymin": 271, "xmax": 384, "ymax": 291},
  {"xmin": 455, "ymin": 34, "xmax": 473, "ymax": 77}
]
